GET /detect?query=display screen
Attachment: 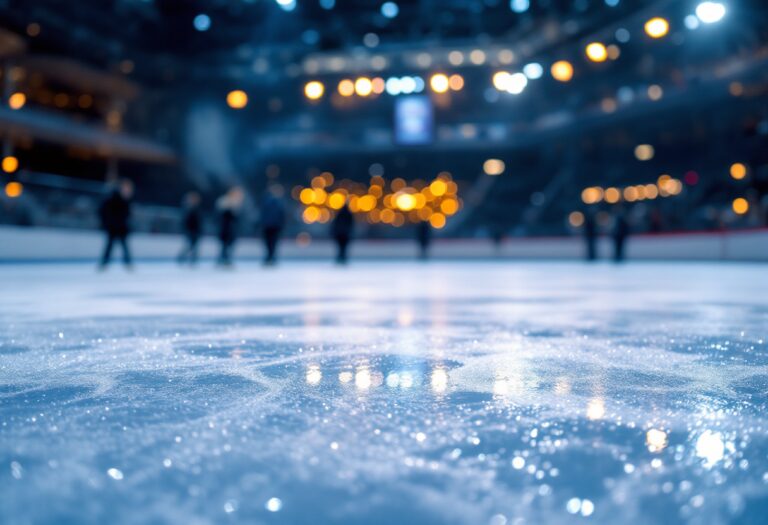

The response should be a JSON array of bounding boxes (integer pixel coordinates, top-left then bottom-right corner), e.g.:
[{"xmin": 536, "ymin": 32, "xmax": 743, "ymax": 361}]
[{"xmin": 394, "ymin": 96, "xmax": 434, "ymax": 145}]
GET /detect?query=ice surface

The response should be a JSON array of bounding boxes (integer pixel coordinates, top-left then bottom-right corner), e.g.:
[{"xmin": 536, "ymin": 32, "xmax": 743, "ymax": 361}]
[{"xmin": 1, "ymin": 261, "xmax": 767, "ymax": 524}]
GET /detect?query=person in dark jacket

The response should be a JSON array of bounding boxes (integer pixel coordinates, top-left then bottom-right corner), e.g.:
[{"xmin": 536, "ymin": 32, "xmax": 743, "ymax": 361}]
[
  {"xmin": 216, "ymin": 187, "xmax": 244, "ymax": 267},
  {"xmin": 98, "ymin": 179, "xmax": 134, "ymax": 270},
  {"xmin": 332, "ymin": 203, "xmax": 354, "ymax": 264},
  {"xmin": 177, "ymin": 192, "xmax": 203, "ymax": 266},
  {"xmin": 261, "ymin": 186, "xmax": 286, "ymax": 266},
  {"xmin": 583, "ymin": 209, "xmax": 597, "ymax": 261},
  {"xmin": 417, "ymin": 220, "xmax": 432, "ymax": 260},
  {"xmin": 612, "ymin": 208, "xmax": 630, "ymax": 263}
]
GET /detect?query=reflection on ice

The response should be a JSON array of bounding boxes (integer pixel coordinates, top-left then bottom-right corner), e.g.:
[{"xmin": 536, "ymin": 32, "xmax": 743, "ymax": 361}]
[
  {"xmin": 694, "ymin": 430, "xmax": 727, "ymax": 467},
  {"xmin": 0, "ymin": 262, "xmax": 767, "ymax": 524}
]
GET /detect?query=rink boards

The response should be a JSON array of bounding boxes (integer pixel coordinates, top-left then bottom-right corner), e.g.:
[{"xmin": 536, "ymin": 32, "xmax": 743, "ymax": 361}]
[{"xmin": 0, "ymin": 225, "xmax": 767, "ymax": 262}]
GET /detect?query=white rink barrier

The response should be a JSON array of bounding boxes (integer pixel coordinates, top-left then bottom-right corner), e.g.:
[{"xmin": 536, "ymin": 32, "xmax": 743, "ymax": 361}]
[{"xmin": 0, "ymin": 225, "xmax": 766, "ymax": 262}]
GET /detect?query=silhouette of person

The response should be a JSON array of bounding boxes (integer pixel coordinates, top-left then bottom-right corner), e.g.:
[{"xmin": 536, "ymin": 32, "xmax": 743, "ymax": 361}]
[
  {"xmin": 177, "ymin": 192, "xmax": 202, "ymax": 265},
  {"xmin": 417, "ymin": 220, "xmax": 432, "ymax": 260},
  {"xmin": 612, "ymin": 208, "xmax": 630, "ymax": 263},
  {"xmin": 583, "ymin": 209, "xmax": 597, "ymax": 261},
  {"xmin": 98, "ymin": 179, "xmax": 133, "ymax": 270},
  {"xmin": 216, "ymin": 187, "xmax": 244, "ymax": 267},
  {"xmin": 332, "ymin": 203, "xmax": 354, "ymax": 264},
  {"xmin": 260, "ymin": 186, "xmax": 286, "ymax": 266}
]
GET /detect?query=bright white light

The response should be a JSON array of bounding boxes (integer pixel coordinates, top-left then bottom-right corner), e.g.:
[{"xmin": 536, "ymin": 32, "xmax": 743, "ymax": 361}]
[
  {"xmin": 193, "ymin": 14, "xmax": 211, "ymax": 31},
  {"xmin": 400, "ymin": 76, "xmax": 416, "ymax": 94},
  {"xmin": 381, "ymin": 2, "xmax": 399, "ymax": 18},
  {"xmin": 510, "ymin": 0, "xmax": 530, "ymax": 13},
  {"xmin": 695, "ymin": 430, "xmax": 725, "ymax": 466},
  {"xmin": 413, "ymin": 76, "xmax": 425, "ymax": 93},
  {"xmin": 385, "ymin": 77, "xmax": 402, "ymax": 95},
  {"xmin": 696, "ymin": 2, "xmax": 726, "ymax": 24},
  {"xmin": 265, "ymin": 497, "xmax": 283, "ymax": 512},
  {"xmin": 506, "ymin": 72, "xmax": 528, "ymax": 94},
  {"xmin": 523, "ymin": 62, "xmax": 543, "ymax": 79},
  {"xmin": 276, "ymin": 0, "xmax": 296, "ymax": 11},
  {"xmin": 684, "ymin": 14, "xmax": 700, "ymax": 30}
]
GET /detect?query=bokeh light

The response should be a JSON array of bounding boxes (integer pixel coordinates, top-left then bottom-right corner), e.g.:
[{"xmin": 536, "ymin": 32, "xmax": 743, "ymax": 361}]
[
  {"xmin": 551, "ymin": 60, "xmax": 574, "ymax": 82},
  {"xmin": 644, "ymin": 17, "xmax": 669, "ymax": 39},
  {"xmin": 226, "ymin": 90, "xmax": 248, "ymax": 109}
]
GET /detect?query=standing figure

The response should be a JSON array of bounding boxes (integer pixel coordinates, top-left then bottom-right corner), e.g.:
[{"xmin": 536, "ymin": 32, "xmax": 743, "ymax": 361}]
[
  {"xmin": 177, "ymin": 192, "xmax": 203, "ymax": 265},
  {"xmin": 216, "ymin": 187, "xmax": 244, "ymax": 267},
  {"xmin": 98, "ymin": 179, "xmax": 134, "ymax": 270},
  {"xmin": 260, "ymin": 186, "xmax": 286, "ymax": 266},
  {"xmin": 332, "ymin": 204, "xmax": 354, "ymax": 264},
  {"xmin": 583, "ymin": 209, "xmax": 597, "ymax": 261},
  {"xmin": 417, "ymin": 220, "xmax": 432, "ymax": 260},
  {"xmin": 612, "ymin": 208, "xmax": 630, "ymax": 263}
]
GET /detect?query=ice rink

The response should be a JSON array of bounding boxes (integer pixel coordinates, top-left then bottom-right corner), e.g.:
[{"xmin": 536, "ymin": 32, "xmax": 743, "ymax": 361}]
[{"xmin": 1, "ymin": 261, "xmax": 767, "ymax": 524}]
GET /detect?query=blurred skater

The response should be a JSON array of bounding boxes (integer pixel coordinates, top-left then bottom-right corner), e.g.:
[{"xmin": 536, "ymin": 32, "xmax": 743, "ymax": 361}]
[
  {"xmin": 332, "ymin": 203, "xmax": 354, "ymax": 264},
  {"xmin": 98, "ymin": 179, "xmax": 134, "ymax": 270},
  {"xmin": 260, "ymin": 186, "xmax": 286, "ymax": 266},
  {"xmin": 583, "ymin": 209, "xmax": 597, "ymax": 261},
  {"xmin": 177, "ymin": 192, "xmax": 203, "ymax": 265},
  {"xmin": 612, "ymin": 208, "xmax": 630, "ymax": 263},
  {"xmin": 417, "ymin": 220, "xmax": 432, "ymax": 260},
  {"xmin": 216, "ymin": 187, "xmax": 244, "ymax": 267}
]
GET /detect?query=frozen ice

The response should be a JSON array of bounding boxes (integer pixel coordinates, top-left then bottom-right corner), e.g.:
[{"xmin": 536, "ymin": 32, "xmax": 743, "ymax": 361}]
[{"xmin": 1, "ymin": 261, "xmax": 767, "ymax": 524}]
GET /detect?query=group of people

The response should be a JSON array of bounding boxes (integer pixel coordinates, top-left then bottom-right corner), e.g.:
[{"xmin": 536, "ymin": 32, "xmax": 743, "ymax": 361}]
[
  {"xmin": 97, "ymin": 179, "xmax": 631, "ymax": 269},
  {"xmin": 97, "ymin": 181, "xmax": 356, "ymax": 269},
  {"xmin": 581, "ymin": 209, "xmax": 630, "ymax": 262}
]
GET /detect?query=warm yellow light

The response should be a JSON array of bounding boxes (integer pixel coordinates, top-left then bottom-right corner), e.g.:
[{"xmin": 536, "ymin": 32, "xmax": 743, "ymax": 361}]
[
  {"xmin": 299, "ymin": 188, "xmax": 315, "ymax": 205},
  {"xmin": 732, "ymin": 197, "xmax": 749, "ymax": 215},
  {"xmin": 604, "ymin": 187, "xmax": 621, "ymax": 204},
  {"xmin": 357, "ymin": 194, "xmax": 377, "ymax": 212},
  {"xmin": 395, "ymin": 192, "xmax": 417, "ymax": 212},
  {"xmin": 429, "ymin": 179, "xmax": 448, "ymax": 197},
  {"xmin": 304, "ymin": 81, "xmax": 325, "ymax": 100},
  {"xmin": 645, "ymin": 17, "xmax": 669, "ymax": 39},
  {"xmin": 226, "ymin": 90, "xmax": 248, "ymax": 109},
  {"xmin": 355, "ymin": 77, "xmax": 373, "ymax": 97},
  {"xmin": 4, "ymin": 181, "xmax": 22, "ymax": 198},
  {"xmin": 585, "ymin": 42, "xmax": 608, "ymax": 63},
  {"xmin": 303, "ymin": 206, "xmax": 320, "ymax": 223},
  {"xmin": 645, "ymin": 184, "xmax": 659, "ymax": 199},
  {"xmin": 328, "ymin": 192, "xmax": 346, "ymax": 210},
  {"xmin": 492, "ymin": 71, "xmax": 510, "ymax": 91},
  {"xmin": 429, "ymin": 213, "xmax": 446, "ymax": 229},
  {"xmin": 430, "ymin": 74, "xmax": 450, "ymax": 94},
  {"xmin": 730, "ymin": 163, "xmax": 747, "ymax": 180},
  {"xmin": 8, "ymin": 92, "xmax": 26, "ymax": 110},
  {"xmin": 448, "ymin": 74, "xmax": 464, "ymax": 91},
  {"xmin": 623, "ymin": 186, "xmax": 638, "ymax": 202},
  {"xmin": 312, "ymin": 188, "xmax": 327, "ymax": 205},
  {"xmin": 2, "ymin": 156, "xmax": 19, "ymax": 173},
  {"xmin": 338, "ymin": 79, "xmax": 355, "ymax": 97},
  {"xmin": 551, "ymin": 60, "xmax": 574, "ymax": 82},
  {"xmin": 440, "ymin": 198, "xmax": 459, "ymax": 215},
  {"xmin": 569, "ymin": 211, "xmax": 585, "ymax": 227},
  {"xmin": 634, "ymin": 144, "xmax": 655, "ymax": 161},
  {"xmin": 483, "ymin": 158, "xmax": 505, "ymax": 176},
  {"xmin": 581, "ymin": 187, "xmax": 604, "ymax": 205}
]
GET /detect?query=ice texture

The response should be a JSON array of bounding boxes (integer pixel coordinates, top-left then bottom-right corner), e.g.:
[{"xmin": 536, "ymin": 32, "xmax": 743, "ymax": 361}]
[{"xmin": 1, "ymin": 262, "xmax": 767, "ymax": 524}]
